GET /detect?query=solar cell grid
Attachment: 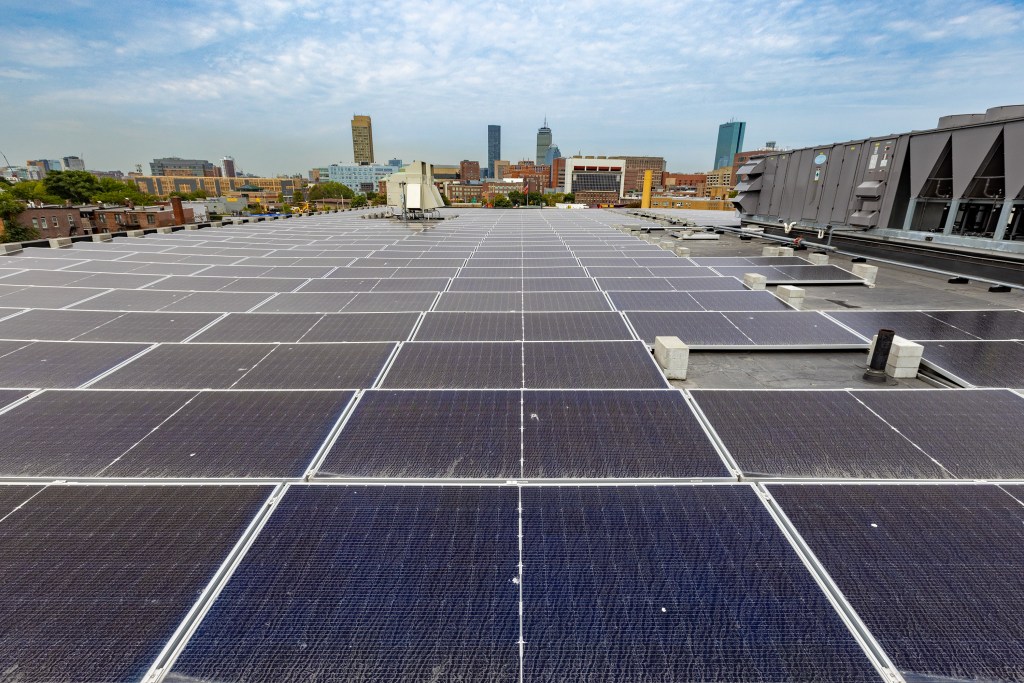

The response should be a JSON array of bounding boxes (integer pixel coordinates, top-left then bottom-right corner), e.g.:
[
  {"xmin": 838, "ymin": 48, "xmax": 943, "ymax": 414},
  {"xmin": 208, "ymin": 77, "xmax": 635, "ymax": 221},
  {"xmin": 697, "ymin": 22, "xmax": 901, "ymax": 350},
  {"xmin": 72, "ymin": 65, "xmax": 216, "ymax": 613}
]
[
  {"xmin": 826, "ymin": 311, "xmax": 978, "ymax": 340},
  {"xmin": 320, "ymin": 390, "xmax": 521, "ymax": 478},
  {"xmin": 232, "ymin": 343, "xmax": 395, "ymax": 389},
  {"xmin": 0, "ymin": 484, "xmax": 269, "ymax": 683},
  {"xmin": 724, "ymin": 311, "xmax": 868, "ymax": 346},
  {"xmin": 382, "ymin": 342, "xmax": 522, "ymax": 388},
  {"xmin": 523, "ymin": 486, "xmax": 881, "ymax": 682},
  {"xmin": 921, "ymin": 340, "xmax": 1024, "ymax": 387},
  {"xmin": 771, "ymin": 484, "xmax": 1024, "ymax": 682},
  {"xmin": 523, "ymin": 341, "xmax": 666, "ymax": 388},
  {"xmin": 0, "ymin": 340, "xmax": 148, "ymax": 388},
  {"xmin": 168, "ymin": 486, "xmax": 520, "ymax": 682},
  {"xmin": 415, "ymin": 312, "xmax": 522, "ymax": 341},
  {"xmin": 523, "ymin": 312, "xmax": 632, "ymax": 340},
  {"xmin": 925, "ymin": 309, "xmax": 1024, "ymax": 339}
]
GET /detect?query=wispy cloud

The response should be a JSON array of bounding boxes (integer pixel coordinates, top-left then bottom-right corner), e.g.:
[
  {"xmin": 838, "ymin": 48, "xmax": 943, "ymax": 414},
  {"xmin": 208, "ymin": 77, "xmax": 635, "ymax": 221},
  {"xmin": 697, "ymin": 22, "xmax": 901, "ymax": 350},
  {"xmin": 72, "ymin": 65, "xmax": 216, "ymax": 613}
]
[{"xmin": 2, "ymin": 0, "xmax": 1022, "ymax": 174}]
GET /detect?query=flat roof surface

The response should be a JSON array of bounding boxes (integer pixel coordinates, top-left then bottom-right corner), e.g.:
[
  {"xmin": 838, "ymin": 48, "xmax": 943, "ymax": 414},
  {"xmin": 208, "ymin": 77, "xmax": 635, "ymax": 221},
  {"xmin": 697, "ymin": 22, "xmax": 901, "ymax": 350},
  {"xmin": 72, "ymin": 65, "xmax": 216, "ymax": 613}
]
[{"xmin": 0, "ymin": 209, "xmax": 1022, "ymax": 682}]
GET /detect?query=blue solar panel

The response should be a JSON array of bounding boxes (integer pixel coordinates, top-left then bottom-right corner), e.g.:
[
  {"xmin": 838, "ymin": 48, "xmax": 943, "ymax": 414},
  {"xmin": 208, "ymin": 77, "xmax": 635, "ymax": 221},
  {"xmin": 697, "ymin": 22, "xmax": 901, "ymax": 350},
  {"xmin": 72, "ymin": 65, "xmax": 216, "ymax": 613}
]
[
  {"xmin": 169, "ymin": 486, "xmax": 519, "ymax": 682},
  {"xmin": 771, "ymin": 484, "xmax": 1024, "ymax": 682},
  {"xmin": 523, "ymin": 486, "xmax": 881, "ymax": 682}
]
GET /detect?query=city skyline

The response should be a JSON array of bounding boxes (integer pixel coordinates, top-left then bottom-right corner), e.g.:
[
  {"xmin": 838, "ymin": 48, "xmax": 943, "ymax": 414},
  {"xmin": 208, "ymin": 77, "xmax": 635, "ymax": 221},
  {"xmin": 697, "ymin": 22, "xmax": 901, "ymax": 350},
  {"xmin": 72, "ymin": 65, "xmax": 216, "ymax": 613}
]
[{"xmin": 2, "ymin": 0, "xmax": 1022, "ymax": 176}]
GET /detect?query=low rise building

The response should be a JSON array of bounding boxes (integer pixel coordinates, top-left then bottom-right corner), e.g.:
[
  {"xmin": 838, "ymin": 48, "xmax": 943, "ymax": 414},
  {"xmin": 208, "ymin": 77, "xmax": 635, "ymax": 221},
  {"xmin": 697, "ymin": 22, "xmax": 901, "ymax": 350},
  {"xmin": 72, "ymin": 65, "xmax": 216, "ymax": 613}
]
[
  {"xmin": 309, "ymin": 163, "xmax": 397, "ymax": 194},
  {"xmin": 445, "ymin": 182, "xmax": 485, "ymax": 204},
  {"xmin": 562, "ymin": 157, "xmax": 625, "ymax": 205},
  {"xmin": 459, "ymin": 160, "xmax": 480, "ymax": 181},
  {"xmin": 133, "ymin": 176, "xmax": 304, "ymax": 199}
]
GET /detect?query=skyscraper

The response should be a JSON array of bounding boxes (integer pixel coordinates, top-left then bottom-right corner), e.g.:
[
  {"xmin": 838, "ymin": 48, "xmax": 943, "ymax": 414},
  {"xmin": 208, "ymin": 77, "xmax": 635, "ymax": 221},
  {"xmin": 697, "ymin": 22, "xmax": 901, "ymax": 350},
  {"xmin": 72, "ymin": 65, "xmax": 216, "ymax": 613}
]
[
  {"xmin": 536, "ymin": 118, "xmax": 552, "ymax": 165},
  {"xmin": 352, "ymin": 115, "xmax": 375, "ymax": 165},
  {"xmin": 714, "ymin": 120, "xmax": 746, "ymax": 170},
  {"xmin": 544, "ymin": 144, "xmax": 562, "ymax": 167},
  {"xmin": 62, "ymin": 156, "xmax": 85, "ymax": 172},
  {"xmin": 487, "ymin": 125, "xmax": 501, "ymax": 179},
  {"xmin": 222, "ymin": 156, "xmax": 236, "ymax": 178}
]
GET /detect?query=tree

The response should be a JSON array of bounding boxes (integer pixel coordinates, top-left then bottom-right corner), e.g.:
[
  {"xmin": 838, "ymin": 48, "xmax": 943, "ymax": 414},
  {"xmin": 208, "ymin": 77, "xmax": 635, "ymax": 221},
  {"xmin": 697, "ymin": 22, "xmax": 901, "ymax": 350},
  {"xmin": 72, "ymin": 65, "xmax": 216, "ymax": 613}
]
[
  {"xmin": 370, "ymin": 193, "xmax": 387, "ymax": 206},
  {"xmin": 527, "ymin": 191, "xmax": 544, "ymax": 206},
  {"xmin": 292, "ymin": 189, "xmax": 304, "ymax": 202},
  {"xmin": 43, "ymin": 170, "xmax": 102, "ymax": 204},
  {"xmin": 564, "ymin": 193, "xmax": 575, "ymax": 203},
  {"xmin": 8, "ymin": 180, "xmax": 60, "ymax": 204},
  {"xmin": 350, "ymin": 195, "xmax": 368, "ymax": 208},
  {"xmin": 492, "ymin": 194, "xmax": 512, "ymax": 208},
  {"xmin": 307, "ymin": 182, "xmax": 354, "ymax": 201},
  {"xmin": 0, "ymin": 191, "xmax": 39, "ymax": 243},
  {"xmin": 508, "ymin": 190, "xmax": 524, "ymax": 206},
  {"xmin": 93, "ymin": 178, "xmax": 156, "ymax": 206},
  {"xmin": 440, "ymin": 193, "xmax": 451, "ymax": 207}
]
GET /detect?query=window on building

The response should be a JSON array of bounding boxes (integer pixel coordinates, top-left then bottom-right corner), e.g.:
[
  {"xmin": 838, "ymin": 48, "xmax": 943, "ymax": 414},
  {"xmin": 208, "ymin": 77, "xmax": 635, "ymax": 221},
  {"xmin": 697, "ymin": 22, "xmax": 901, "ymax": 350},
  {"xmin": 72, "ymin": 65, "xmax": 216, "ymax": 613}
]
[
  {"xmin": 147, "ymin": 214, "xmax": 155, "ymax": 225},
  {"xmin": 52, "ymin": 216, "xmax": 59, "ymax": 228},
  {"xmin": 40, "ymin": 218, "xmax": 48, "ymax": 229},
  {"xmin": 31, "ymin": 218, "xmax": 38, "ymax": 229},
  {"xmin": 67, "ymin": 214, "xmax": 75, "ymax": 227}
]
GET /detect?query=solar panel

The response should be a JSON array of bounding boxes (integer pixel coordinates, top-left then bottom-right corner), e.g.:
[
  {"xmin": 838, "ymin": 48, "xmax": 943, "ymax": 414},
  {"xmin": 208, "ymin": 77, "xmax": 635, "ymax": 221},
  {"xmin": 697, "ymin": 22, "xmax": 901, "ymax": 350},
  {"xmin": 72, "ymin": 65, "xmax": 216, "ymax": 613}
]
[
  {"xmin": 168, "ymin": 486, "xmax": 519, "ymax": 682},
  {"xmin": 108, "ymin": 390, "xmax": 355, "ymax": 477},
  {"xmin": 449, "ymin": 278, "xmax": 524, "ymax": 292},
  {"xmin": 608, "ymin": 291, "xmax": 702, "ymax": 311},
  {"xmin": 382, "ymin": 342, "xmax": 521, "ymax": 388},
  {"xmin": 415, "ymin": 312, "xmax": 522, "ymax": 341},
  {"xmin": 232, "ymin": 343, "xmax": 394, "ymax": 389},
  {"xmin": 0, "ymin": 341, "xmax": 148, "ymax": 388},
  {"xmin": 924, "ymin": 309, "xmax": 1024, "ymax": 340},
  {"xmin": 69, "ymin": 289, "xmax": 191, "ymax": 311},
  {"xmin": 0, "ymin": 285, "xmax": 108, "ymax": 308},
  {"xmin": 724, "ymin": 312, "xmax": 868, "ymax": 347},
  {"xmin": 770, "ymin": 484, "xmax": 1024, "ymax": 682},
  {"xmin": 692, "ymin": 290, "xmax": 792, "ymax": 312},
  {"xmin": 162, "ymin": 292, "xmax": 277, "ymax": 314},
  {"xmin": 693, "ymin": 390, "xmax": 950, "ymax": 478},
  {"xmin": 523, "ymin": 486, "xmax": 881, "ymax": 682},
  {"xmin": 253, "ymin": 292, "xmax": 357, "ymax": 313},
  {"xmin": 434, "ymin": 292, "xmax": 522, "ymax": 312},
  {"xmin": 921, "ymin": 340, "xmax": 1024, "ymax": 387},
  {"xmin": 522, "ymin": 292, "xmax": 611, "ymax": 311},
  {"xmin": 0, "ymin": 390, "xmax": 195, "ymax": 476},
  {"xmin": 665, "ymin": 276, "xmax": 747, "ymax": 291},
  {"xmin": 192, "ymin": 312, "xmax": 321, "ymax": 343},
  {"xmin": 854, "ymin": 389, "xmax": 1024, "ymax": 479},
  {"xmin": 0, "ymin": 484, "xmax": 269, "ymax": 683},
  {"xmin": 94, "ymin": 344, "xmax": 274, "ymax": 389},
  {"xmin": 0, "ymin": 309, "xmax": 121, "ymax": 340},
  {"xmin": 319, "ymin": 390, "xmax": 521, "ymax": 478},
  {"xmin": 626, "ymin": 311, "xmax": 753, "ymax": 346},
  {"xmin": 342, "ymin": 292, "xmax": 437, "ymax": 312},
  {"xmin": 523, "ymin": 341, "xmax": 666, "ymax": 388},
  {"xmin": 369, "ymin": 277, "xmax": 449, "ymax": 292},
  {"xmin": 826, "ymin": 311, "xmax": 977, "ymax": 340},
  {"xmin": 522, "ymin": 312, "xmax": 632, "ymax": 340},
  {"xmin": 523, "ymin": 390, "xmax": 728, "ymax": 477},
  {"xmin": 300, "ymin": 313, "xmax": 419, "ymax": 342}
]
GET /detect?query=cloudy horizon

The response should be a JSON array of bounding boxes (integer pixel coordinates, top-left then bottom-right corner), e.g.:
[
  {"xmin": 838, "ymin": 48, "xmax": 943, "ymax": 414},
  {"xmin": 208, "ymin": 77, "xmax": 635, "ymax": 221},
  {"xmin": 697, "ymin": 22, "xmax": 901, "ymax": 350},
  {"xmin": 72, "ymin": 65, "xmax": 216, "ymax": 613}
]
[{"xmin": 2, "ymin": 0, "xmax": 1022, "ymax": 176}]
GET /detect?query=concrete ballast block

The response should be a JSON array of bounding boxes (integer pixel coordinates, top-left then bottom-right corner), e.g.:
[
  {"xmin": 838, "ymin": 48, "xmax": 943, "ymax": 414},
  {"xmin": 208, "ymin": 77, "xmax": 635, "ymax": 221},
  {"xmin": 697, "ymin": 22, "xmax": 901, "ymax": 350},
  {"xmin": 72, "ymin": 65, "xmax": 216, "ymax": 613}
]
[
  {"xmin": 674, "ymin": 245, "xmax": 691, "ymax": 257},
  {"xmin": 775, "ymin": 285, "xmax": 805, "ymax": 309},
  {"xmin": 659, "ymin": 239, "xmax": 675, "ymax": 250},
  {"xmin": 125, "ymin": 229, "xmax": 145, "ymax": 238},
  {"xmin": 48, "ymin": 237, "xmax": 72, "ymax": 249},
  {"xmin": 91, "ymin": 233, "xmax": 111, "ymax": 242},
  {"xmin": 185, "ymin": 224, "xmax": 200, "ymax": 230},
  {"xmin": 0, "ymin": 243, "xmax": 24, "ymax": 254},
  {"xmin": 654, "ymin": 336, "xmax": 689, "ymax": 380},
  {"xmin": 761, "ymin": 246, "xmax": 780, "ymax": 257},
  {"xmin": 743, "ymin": 273, "xmax": 768, "ymax": 290},
  {"xmin": 808, "ymin": 253, "xmax": 829, "ymax": 265},
  {"xmin": 851, "ymin": 263, "xmax": 878, "ymax": 285},
  {"xmin": 155, "ymin": 227, "xmax": 173, "ymax": 234},
  {"xmin": 776, "ymin": 246, "xmax": 794, "ymax": 257}
]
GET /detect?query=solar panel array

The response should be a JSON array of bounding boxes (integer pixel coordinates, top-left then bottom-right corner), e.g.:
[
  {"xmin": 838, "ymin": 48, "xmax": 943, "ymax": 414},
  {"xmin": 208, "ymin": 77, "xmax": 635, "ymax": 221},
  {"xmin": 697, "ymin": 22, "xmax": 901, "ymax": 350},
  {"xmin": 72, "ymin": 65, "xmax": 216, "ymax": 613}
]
[{"xmin": 0, "ymin": 209, "xmax": 1019, "ymax": 682}]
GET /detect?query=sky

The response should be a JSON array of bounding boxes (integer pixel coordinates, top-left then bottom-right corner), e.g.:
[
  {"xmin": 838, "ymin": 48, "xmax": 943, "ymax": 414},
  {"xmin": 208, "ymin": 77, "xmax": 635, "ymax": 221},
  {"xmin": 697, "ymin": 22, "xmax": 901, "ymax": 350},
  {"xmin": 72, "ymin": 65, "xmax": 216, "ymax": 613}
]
[{"xmin": 2, "ymin": 0, "xmax": 1023, "ymax": 177}]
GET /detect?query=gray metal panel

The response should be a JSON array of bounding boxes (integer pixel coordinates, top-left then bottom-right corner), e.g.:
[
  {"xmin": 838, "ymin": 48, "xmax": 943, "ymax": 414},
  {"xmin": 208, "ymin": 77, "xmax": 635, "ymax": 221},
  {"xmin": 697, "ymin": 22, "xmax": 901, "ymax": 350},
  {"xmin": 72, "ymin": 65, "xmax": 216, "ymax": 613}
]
[
  {"xmin": 1005, "ymin": 120, "xmax": 1024, "ymax": 199},
  {"xmin": 952, "ymin": 125, "xmax": 1003, "ymax": 198},
  {"xmin": 768, "ymin": 153, "xmax": 791, "ymax": 216},
  {"xmin": 801, "ymin": 148, "xmax": 830, "ymax": 220},
  {"xmin": 782, "ymin": 148, "xmax": 814, "ymax": 221},
  {"xmin": 909, "ymin": 131, "xmax": 951, "ymax": 196},
  {"xmin": 878, "ymin": 135, "xmax": 911, "ymax": 229},
  {"xmin": 830, "ymin": 143, "xmax": 863, "ymax": 224},
  {"xmin": 816, "ymin": 144, "xmax": 846, "ymax": 224},
  {"xmin": 756, "ymin": 155, "xmax": 778, "ymax": 215}
]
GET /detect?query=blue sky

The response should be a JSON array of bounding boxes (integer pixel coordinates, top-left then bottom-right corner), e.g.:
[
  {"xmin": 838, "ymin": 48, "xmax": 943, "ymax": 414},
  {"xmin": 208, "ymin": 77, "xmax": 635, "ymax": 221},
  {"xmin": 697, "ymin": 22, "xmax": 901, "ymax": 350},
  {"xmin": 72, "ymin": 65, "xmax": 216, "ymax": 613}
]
[{"xmin": 2, "ymin": 0, "xmax": 1022, "ymax": 176}]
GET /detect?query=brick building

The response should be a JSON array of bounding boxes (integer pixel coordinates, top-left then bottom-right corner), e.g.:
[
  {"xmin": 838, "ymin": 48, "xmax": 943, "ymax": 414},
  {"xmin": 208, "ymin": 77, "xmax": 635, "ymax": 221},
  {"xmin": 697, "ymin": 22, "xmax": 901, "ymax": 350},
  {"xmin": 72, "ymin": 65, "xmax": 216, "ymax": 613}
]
[
  {"xmin": 617, "ymin": 156, "xmax": 666, "ymax": 193},
  {"xmin": 505, "ymin": 161, "xmax": 551, "ymax": 191},
  {"xmin": 459, "ymin": 160, "xmax": 480, "ymax": 181},
  {"xmin": 13, "ymin": 201, "xmax": 194, "ymax": 238},
  {"xmin": 445, "ymin": 182, "xmax": 484, "ymax": 204}
]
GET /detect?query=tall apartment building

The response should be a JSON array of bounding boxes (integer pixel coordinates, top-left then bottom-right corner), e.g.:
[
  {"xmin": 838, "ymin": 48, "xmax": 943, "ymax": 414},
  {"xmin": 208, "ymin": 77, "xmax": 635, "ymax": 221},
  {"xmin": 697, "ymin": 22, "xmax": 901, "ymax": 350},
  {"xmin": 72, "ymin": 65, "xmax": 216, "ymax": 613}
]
[
  {"xmin": 536, "ymin": 119, "xmax": 552, "ymax": 165},
  {"xmin": 62, "ymin": 156, "xmax": 85, "ymax": 172},
  {"xmin": 150, "ymin": 157, "xmax": 219, "ymax": 177},
  {"xmin": 487, "ymin": 125, "xmax": 501, "ymax": 178},
  {"xmin": 222, "ymin": 156, "xmax": 236, "ymax": 178},
  {"xmin": 311, "ymin": 162, "xmax": 395, "ymax": 193},
  {"xmin": 459, "ymin": 160, "xmax": 480, "ymax": 181},
  {"xmin": 544, "ymin": 144, "xmax": 562, "ymax": 167},
  {"xmin": 351, "ymin": 115, "xmax": 374, "ymax": 165},
  {"xmin": 714, "ymin": 121, "xmax": 746, "ymax": 170}
]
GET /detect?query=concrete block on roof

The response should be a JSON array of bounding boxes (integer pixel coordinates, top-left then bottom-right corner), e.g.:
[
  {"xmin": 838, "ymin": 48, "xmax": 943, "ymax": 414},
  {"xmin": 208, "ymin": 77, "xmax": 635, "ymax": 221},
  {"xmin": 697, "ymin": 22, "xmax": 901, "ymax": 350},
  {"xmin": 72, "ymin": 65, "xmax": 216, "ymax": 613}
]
[
  {"xmin": 776, "ymin": 246, "xmax": 794, "ymax": 257},
  {"xmin": 674, "ymin": 245, "xmax": 690, "ymax": 257},
  {"xmin": 155, "ymin": 227, "xmax": 173, "ymax": 234},
  {"xmin": 743, "ymin": 273, "xmax": 768, "ymax": 290},
  {"xmin": 91, "ymin": 233, "xmax": 111, "ymax": 242},
  {"xmin": 808, "ymin": 253, "xmax": 829, "ymax": 265},
  {"xmin": 851, "ymin": 263, "xmax": 878, "ymax": 285},
  {"xmin": 776, "ymin": 285, "xmax": 805, "ymax": 309},
  {"xmin": 761, "ymin": 246, "xmax": 780, "ymax": 257},
  {"xmin": 889, "ymin": 336, "xmax": 924, "ymax": 360},
  {"xmin": 124, "ymin": 230, "xmax": 145, "ymax": 238},
  {"xmin": 185, "ymin": 224, "xmax": 200, "ymax": 230},
  {"xmin": 654, "ymin": 336, "xmax": 689, "ymax": 380},
  {"xmin": 0, "ymin": 243, "xmax": 23, "ymax": 254},
  {"xmin": 48, "ymin": 237, "xmax": 72, "ymax": 249}
]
